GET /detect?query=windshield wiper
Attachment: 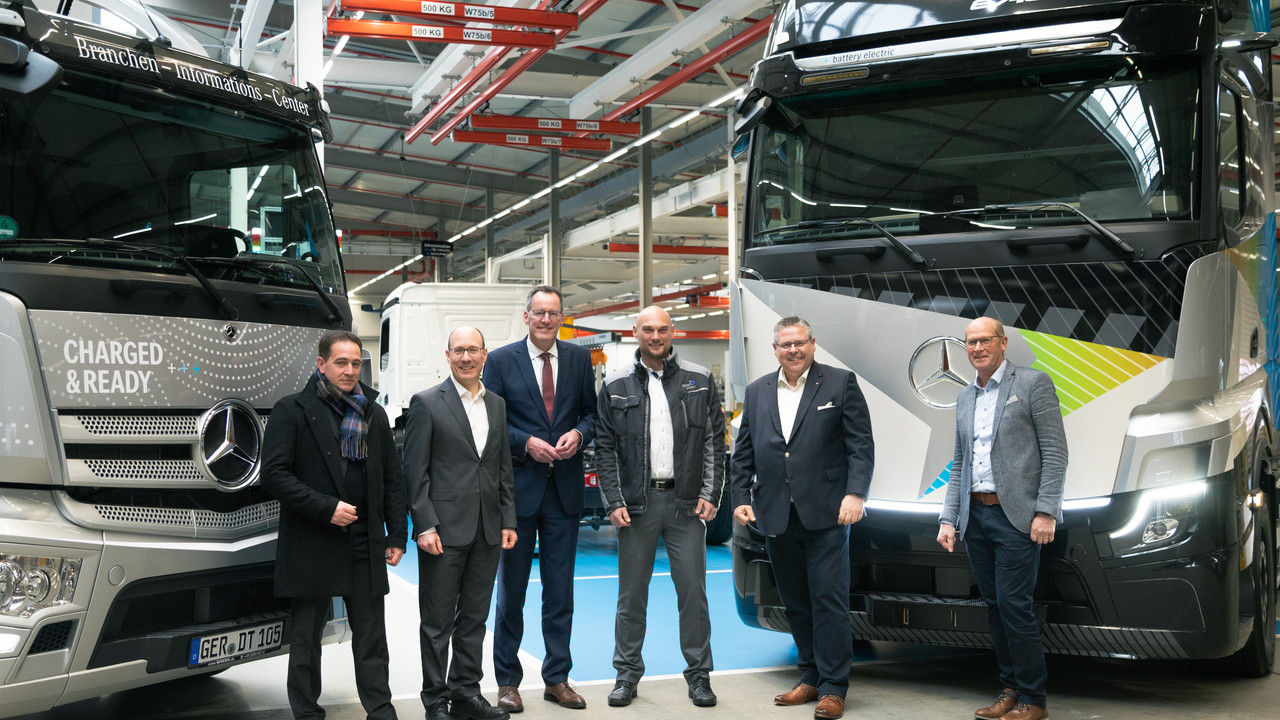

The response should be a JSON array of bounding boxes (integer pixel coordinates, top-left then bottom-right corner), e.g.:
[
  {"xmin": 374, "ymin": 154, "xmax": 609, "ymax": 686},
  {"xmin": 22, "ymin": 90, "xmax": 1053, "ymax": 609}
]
[
  {"xmin": 938, "ymin": 203, "xmax": 1143, "ymax": 259},
  {"xmin": 214, "ymin": 254, "xmax": 345, "ymax": 327},
  {"xmin": 784, "ymin": 218, "xmax": 935, "ymax": 269},
  {"xmin": 80, "ymin": 238, "xmax": 240, "ymax": 320}
]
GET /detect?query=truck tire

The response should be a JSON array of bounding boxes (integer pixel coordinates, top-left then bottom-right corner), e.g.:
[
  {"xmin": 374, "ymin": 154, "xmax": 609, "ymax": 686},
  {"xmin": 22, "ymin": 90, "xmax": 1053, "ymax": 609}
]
[
  {"xmin": 705, "ymin": 491, "xmax": 733, "ymax": 545},
  {"xmin": 1231, "ymin": 494, "xmax": 1276, "ymax": 677}
]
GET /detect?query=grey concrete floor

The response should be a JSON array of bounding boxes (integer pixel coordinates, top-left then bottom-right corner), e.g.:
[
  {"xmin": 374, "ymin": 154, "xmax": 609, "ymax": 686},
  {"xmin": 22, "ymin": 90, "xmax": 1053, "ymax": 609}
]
[{"xmin": 17, "ymin": 646, "xmax": 1280, "ymax": 719}]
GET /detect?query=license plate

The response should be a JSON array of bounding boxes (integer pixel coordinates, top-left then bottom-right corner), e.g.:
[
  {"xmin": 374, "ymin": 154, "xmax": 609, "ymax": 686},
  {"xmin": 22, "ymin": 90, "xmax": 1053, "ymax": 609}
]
[{"xmin": 188, "ymin": 621, "xmax": 284, "ymax": 667}]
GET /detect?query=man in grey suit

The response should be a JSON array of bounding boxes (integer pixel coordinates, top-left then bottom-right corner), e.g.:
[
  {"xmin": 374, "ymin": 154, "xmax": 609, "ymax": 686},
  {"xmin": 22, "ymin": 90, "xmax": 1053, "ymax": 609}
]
[
  {"xmin": 403, "ymin": 326, "xmax": 518, "ymax": 720},
  {"xmin": 937, "ymin": 317, "xmax": 1067, "ymax": 720}
]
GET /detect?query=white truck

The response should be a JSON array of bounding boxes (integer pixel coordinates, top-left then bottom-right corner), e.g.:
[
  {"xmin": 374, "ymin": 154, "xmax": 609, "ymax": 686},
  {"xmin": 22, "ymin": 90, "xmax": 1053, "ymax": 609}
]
[{"xmin": 376, "ymin": 282, "xmax": 531, "ymax": 427}]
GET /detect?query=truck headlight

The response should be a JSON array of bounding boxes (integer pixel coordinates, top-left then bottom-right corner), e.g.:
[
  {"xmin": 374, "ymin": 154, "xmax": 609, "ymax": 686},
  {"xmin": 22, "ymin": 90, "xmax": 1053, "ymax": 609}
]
[
  {"xmin": 1108, "ymin": 481, "xmax": 1205, "ymax": 555},
  {"xmin": 0, "ymin": 554, "xmax": 80, "ymax": 617}
]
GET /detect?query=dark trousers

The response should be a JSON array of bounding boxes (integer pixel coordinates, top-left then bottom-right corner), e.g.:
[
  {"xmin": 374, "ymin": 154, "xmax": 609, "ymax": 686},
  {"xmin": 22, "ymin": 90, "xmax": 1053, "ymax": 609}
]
[
  {"xmin": 492, "ymin": 479, "xmax": 580, "ymax": 686},
  {"xmin": 964, "ymin": 500, "xmax": 1047, "ymax": 707},
  {"xmin": 613, "ymin": 486, "xmax": 712, "ymax": 684},
  {"xmin": 765, "ymin": 505, "xmax": 852, "ymax": 698},
  {"xmin": 286, "ymin": 564, "xmax": 395, "ymax": 720},
  {"xmin": 418, "ymin": 534, "xmax": 501, "ymax": 707}
]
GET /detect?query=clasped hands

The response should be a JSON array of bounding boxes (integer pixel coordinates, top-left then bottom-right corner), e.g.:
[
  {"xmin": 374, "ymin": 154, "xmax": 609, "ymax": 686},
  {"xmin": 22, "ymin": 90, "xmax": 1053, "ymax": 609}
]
[{"xmin": 526, "ymin": 431, "xmax": 581, "ymax": 464}]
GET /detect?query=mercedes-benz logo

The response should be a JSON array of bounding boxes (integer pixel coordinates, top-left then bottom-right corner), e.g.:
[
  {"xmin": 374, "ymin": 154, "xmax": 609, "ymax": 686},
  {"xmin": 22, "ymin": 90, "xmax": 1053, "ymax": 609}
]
[
  {"xmin": 908, "ymin": 336, "xmax": 974, "ymax": 408},
  {"xmin": 197, "ymin": 399, "xmax": 263, "ymax": 491},
  {"xmin": 223, "ymin": 323, "xmax": 240, "ymax": 343}
]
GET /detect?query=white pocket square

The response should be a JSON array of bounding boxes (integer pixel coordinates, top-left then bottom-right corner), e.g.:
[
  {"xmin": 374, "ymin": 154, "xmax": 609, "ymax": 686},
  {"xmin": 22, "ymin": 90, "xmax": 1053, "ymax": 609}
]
[
  {"xmin": 1006, "ymin": 395, "xmax": 1019, "ymax": 405},
  {"xmin": 817, "ymin": 402, "xmax": 836, "ymax": 410}
]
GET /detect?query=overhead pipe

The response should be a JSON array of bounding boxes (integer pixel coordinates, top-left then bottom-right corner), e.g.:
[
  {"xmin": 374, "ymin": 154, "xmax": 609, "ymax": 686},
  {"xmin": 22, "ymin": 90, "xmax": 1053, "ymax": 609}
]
[
  {"xmin": 573, "ymin": 16, "xmax": 771, "ymax": 138},
  {"xmin": 405, "ymin": 0, "xmax": 564, "ymax": 143},
  {"xmin": 425, "ymin": 0, "xmax": 612, "ymax": 145}
]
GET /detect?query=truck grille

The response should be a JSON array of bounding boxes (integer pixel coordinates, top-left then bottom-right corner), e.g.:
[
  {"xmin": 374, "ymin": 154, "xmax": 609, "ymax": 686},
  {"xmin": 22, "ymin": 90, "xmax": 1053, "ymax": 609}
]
[{"xmin": 76, "ymin": 415, "xmax": 199, "ymax": 436}]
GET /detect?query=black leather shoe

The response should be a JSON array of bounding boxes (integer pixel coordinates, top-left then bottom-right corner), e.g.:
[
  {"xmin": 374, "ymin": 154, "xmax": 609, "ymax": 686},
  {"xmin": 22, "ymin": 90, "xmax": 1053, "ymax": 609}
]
[
  {"xmin": 426, "ymin": 699, "xmax": 451, "ymax": 720},
  {"xmin": 451, "ymin": 695, "xmax": 510, "ymax": 720},
  {"xmin": 607, "ymin": 681, "xmax": 638, "ymax": 707},
  {"xmin": 688, "ymin": 676, "xmax": 717, "ymax": 707}
]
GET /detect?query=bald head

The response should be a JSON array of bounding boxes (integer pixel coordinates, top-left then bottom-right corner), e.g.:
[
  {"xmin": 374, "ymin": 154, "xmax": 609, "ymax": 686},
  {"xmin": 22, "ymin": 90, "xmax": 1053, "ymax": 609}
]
[{"xmin": 634, "ymin": 305, "xmax": 674, "ymax": 371}]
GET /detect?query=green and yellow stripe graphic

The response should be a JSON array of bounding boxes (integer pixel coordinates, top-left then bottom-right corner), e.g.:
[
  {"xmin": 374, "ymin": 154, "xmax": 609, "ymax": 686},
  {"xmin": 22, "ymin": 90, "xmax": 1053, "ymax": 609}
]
[{"xmin": 1019, "ymin": 330, "xmax": 1164, "ymax": 415}]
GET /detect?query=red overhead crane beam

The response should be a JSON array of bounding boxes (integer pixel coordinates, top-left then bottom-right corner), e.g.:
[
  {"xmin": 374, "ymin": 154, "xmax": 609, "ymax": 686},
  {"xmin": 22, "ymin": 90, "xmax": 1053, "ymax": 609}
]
[
  {"xmin": 575, "ymin": 282, "xmax": 726, "ymax": 319},
  {"xmin": 422, "ymin": 0, "xmax": 611, "ymax": 144},
  {"xmin": 470, "ymin": 114, "xmax": 641, "ymax": 134},
  {"xmin": 452, "ymin": 130, "xmax": 611, "ymax": 151},
  {"xmin": 337, "ymin": 0, "xmax": 579, "ymax": 30},
  {"xmin": 605, "ymin": 243, "xmax": 727, "ymax": 256},
  {"xmin": 327, "ymin": 18, "xmax": 556, "ymax": 48}
]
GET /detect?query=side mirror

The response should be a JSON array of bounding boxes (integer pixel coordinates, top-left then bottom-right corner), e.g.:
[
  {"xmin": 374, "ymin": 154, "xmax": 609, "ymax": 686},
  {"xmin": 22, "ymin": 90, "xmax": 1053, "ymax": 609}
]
[
  {"xmin": 0, "ymin": 38, "xmax": 62, "ymax": 97},
  {"xmin": 1220, "ymin": 32, "xmax": 1279, "ymax": 52},
  {"xmin": 734, "ymin": 94, "xmax": 773, "ymax": 136}
]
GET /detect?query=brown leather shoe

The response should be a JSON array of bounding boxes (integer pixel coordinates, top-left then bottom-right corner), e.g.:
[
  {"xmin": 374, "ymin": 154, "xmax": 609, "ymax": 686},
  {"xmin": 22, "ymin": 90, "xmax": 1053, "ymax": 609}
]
[
  {"xmin": 498, "ymin": 686, "xmax": 523, "ymax": 713},
  {"xmin": 774, "ymin": 682, "xmax": 820, "ymax": 705},
  {"xmin": 1002, "ymin": 703, "xmax": 1048, "ymax": 720},
  {"xmin": 975, "ymin": 689, "xmax": 1018, "ymax": 719},
  {"xmin": 814, "ymin": 694, "xmax": 844, "ymax": 719},
  {"xmin": 543, "ymin": 682, "xmax": 586, "ymax": 709}
]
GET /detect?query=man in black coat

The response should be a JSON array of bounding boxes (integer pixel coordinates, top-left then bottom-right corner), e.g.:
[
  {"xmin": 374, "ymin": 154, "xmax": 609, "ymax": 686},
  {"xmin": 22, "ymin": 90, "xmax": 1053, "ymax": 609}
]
[{"xmin": 262, "ymin": 330, "xmax": 408, "ymax": 720}]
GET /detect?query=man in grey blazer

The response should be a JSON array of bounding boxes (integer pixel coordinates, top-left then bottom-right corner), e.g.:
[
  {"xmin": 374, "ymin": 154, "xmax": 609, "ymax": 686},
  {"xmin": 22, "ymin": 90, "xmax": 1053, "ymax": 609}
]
[
  {"xmin": 937, "ymin": 317, "xmax": 1067, "ymax": 720},
  {"xmin": 403, "ymin": 326, "xmax": 517, "ymax": 720}
]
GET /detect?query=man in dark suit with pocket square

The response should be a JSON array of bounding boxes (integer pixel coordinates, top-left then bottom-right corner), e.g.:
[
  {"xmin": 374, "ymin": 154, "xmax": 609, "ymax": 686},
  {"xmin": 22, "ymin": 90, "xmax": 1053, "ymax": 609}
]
[
  {"xmin": 403, "ymin": 326, "xmax": 517, "ymax": 720},
  {"xmin": 731, "ymin": 316, "xmax": 874, "ymax": 720}
]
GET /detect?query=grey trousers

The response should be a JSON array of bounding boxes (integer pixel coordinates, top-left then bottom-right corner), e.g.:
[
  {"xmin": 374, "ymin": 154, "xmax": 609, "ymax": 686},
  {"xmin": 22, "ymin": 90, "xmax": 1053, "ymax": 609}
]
[{"xmin": 613, "ymin": 486, "xmax": 713, "ymax": 684}]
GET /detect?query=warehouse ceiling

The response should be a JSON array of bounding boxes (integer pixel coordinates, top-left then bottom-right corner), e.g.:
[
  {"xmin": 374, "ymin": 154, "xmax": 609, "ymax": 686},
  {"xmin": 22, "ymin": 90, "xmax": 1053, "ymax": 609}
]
[
  {"xmin": 46, "ymin": 1, "xmax": 1280, "ymax": 317},
  {"xmin": 69, "ymin": 0, "xmax": 772, "ymax": 316}
]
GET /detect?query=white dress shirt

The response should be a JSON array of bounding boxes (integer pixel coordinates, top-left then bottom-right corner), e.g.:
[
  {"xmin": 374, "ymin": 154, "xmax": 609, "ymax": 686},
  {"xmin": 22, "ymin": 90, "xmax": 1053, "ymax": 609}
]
[
  {"xmin": 450, "ymin": 374, "xmax": 489, "ymax": 457},
  {"xmin": 647, "ymin": 369, "xmax": 675, "ymax": 478},
  {"xmin": 970, "ymin": 359, "xmax": 1008, "ymax": 494},
  {"xmin": 777, "ymin": 367, "xmax": 808, "ymax": 443}
]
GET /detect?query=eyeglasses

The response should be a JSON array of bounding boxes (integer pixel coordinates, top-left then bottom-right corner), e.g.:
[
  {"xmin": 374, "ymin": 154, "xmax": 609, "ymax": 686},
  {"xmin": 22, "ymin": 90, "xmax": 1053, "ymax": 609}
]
[
  {"xmin": 965, "ymin": 335, "xmax": 1003, "ymax": 349},
  {"xmin": 448, "ymin": 346, "xmax": 485, "ymax": 357},
  {"xmin": 775, "ymin": 339, "xmax": 813, "ymax": 351},
  {"xmin": 529, "ymin": 310, "xmax": 564, "ymax": 320}
]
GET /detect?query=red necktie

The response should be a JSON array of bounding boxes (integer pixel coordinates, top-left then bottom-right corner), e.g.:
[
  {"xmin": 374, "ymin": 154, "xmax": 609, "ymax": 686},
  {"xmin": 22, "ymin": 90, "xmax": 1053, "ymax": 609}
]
[{"xmin": 541, "ymin": 352, "xmax": 555, "ymax": 420}]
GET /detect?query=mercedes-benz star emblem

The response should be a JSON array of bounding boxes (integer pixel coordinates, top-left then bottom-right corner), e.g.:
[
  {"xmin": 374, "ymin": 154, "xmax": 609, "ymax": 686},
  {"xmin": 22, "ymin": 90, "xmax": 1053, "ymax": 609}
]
[
  {"xmin": 197, "ymin": 399, "xmax": 263, "ymax": 491},
  {"xmin": 223, "ymin": 323, "xmax": 240, "ymax": 343},
  {"xmin": 908, "ymin": 336, "xmax": 974, "ymax": 408}
]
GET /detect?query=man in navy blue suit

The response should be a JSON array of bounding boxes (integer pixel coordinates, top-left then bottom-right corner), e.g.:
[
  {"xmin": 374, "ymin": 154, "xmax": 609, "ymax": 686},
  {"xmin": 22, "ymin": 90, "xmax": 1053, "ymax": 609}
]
[
  {"xmin": 731, "ymin": 316, "xmax": 874, "ymax": 720},
  {"xmin": 485, "ymin": 285, "xmax": 597, "ymax": 712}
]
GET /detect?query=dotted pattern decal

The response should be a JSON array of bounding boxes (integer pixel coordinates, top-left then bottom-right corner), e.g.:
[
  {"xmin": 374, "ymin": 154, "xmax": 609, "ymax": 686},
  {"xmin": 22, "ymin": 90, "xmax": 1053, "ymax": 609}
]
[{"xmin": 30, "ymin": 311, "xmax": 326, "ymax": 409}]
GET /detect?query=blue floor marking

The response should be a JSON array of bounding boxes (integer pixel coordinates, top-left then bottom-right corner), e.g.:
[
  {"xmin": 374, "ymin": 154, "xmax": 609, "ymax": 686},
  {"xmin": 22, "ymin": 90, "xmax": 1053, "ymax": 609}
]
[{"xmin": 391, "ymin": 524, "xmax": 798, "ymax": 682}]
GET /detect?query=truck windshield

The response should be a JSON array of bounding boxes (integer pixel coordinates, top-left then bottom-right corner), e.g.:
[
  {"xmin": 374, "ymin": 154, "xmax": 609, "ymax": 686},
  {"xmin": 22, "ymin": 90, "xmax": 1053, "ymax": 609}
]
[
  {"xmin": 746, "ymin": 57, "xmax": 1199, "ymax": 247},
  {"xmin": 0, "ymin": 69, "xmax": 342, "ymax": 293}
]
